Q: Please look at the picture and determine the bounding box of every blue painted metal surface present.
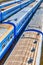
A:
[3,0,42,36]
[3,5,33,35]
[0,1,16,8]
[0,24,14,60]
[0,0,35,22]
[0,30,14,50]
[25,29,43,35]
[0,36,14,60]
[0,0,42,60]
[0,0,35,8]
[0,11,2,22]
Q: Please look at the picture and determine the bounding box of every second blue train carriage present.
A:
[0,0,35,22]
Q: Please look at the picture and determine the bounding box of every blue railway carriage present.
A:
[0,24,14,59]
